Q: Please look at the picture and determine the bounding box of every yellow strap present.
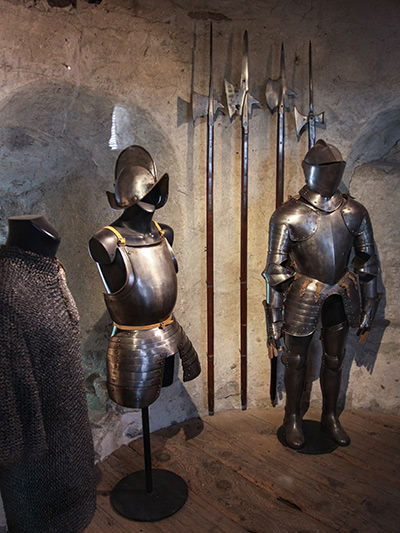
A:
[103,225,126,245]
[104,224,164,243]
[153,221,165,237]
[114,314,174,331]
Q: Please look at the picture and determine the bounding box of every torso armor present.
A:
[263,189,378,336]
[93,225,200,408]
[104,234,177,327]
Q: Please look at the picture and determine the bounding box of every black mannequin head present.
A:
[6,215,60,258]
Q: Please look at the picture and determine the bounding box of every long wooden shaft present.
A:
[270,107,285,405]
[206,116,215,415]
[276,109,284,209]
[240,127,249,410]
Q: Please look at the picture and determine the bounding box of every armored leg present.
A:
[320,321,350,446]
[282,333,313,450]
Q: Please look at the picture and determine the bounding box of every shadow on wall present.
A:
[334,109,400,411]
[0,81,180,412]
[340,132,400,411]
[343,105,400,185]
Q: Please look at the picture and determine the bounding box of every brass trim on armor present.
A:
[299,277,312,297]
[104,223,165,245]
[153,220,165,237]
[338,278,351,298]
[103,225,126,244]
[346,270,358,289]
[314,281,324,303]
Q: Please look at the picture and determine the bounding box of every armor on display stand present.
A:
[263,140,379,451]
[89,145,200,409]
[89,145,200,522]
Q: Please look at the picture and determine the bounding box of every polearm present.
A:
[265,43,294,405]
[192,23,223,415]
[294,41,325,149]
[225,31,259,410]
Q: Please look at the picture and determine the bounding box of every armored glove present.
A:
[263,299,284,359]
[357,295,380,339]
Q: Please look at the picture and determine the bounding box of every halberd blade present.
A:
[266,78,281,112]
[224,79,239,119]
[293,106,308,139]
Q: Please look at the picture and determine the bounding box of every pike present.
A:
[293,41,325,149]
[265,43,294,405]
[225,30,259,410]
[192,23,223,415]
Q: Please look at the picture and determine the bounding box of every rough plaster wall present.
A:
[0,0,399,465]
[345,146,400,412]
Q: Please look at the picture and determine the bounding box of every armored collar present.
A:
[299,185,343,212]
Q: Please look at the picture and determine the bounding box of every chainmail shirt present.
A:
[0,246,96,532]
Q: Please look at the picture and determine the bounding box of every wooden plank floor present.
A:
[86,408,400,532]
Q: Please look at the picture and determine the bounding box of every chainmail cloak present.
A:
[0,246,96,533]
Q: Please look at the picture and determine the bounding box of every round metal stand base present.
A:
[277,419,339,455]
[110,469,188,522]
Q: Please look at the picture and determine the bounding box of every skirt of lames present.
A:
[106,317,201,408]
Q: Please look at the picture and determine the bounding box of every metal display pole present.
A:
[110,407,188,522]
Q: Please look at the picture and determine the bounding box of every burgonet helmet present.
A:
[107,145,169,209]
[302,139,346,198]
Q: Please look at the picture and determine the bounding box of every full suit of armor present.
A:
[263,140,379,450]
[89,146,200,409]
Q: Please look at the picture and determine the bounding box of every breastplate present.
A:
[290,207,354,285]
[104,238,177,326]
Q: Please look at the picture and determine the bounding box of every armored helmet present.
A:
[302,139,346,197]
[107,145,169,209]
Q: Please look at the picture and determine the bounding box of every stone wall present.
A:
[0,0,399,463]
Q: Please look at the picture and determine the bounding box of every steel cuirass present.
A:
[100,225,200,408]
[263,190,378,337]
[104,234,177,327]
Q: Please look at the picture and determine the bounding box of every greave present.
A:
[320,321,350,446]
[283,351,307,449]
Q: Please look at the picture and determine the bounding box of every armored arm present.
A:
[352,209,380,338]
[88,227,126,293]
[88,227,119,264]
[262,287,285,358]
[262,210,295,357]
